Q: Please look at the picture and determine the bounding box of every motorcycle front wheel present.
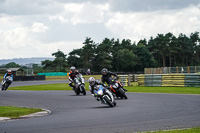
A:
[81,86,86,95]
[103,95,115,107]
[75,89,80,95]
[119,88,128,99]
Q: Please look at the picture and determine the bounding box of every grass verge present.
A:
[10,83,90,91]
[9,83,200,95]
[142,127,200,133]
[0,106,42,118]
[126,86,200,95]
[46,75,101,80]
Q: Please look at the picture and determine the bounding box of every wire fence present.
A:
[145,66,200,74]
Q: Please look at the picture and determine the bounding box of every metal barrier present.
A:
[118,74,136,86]
[145,66,200,74]
[118,75,128,86]
[137,74,200,87]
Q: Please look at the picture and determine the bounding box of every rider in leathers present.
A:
[101,68,127,92]
[68,66,81,90]
[2,70,13,90]
[101,68,118,85]
[89,77,108,95]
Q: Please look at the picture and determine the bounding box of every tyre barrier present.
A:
[118,75,128,86]
[138,74,200,87]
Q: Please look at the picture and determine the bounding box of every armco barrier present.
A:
[118,74,136,86]
[14,76,45,81]
[119,75,128,86]
[137,74,200,87]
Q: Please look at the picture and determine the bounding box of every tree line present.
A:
[1,31,200,73]
[64,32,200,72]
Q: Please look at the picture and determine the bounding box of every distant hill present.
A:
[0,57,54,66]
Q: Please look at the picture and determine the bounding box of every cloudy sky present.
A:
[0,0,200,59]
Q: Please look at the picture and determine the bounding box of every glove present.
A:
[95,97,100,101]
[103,84,107,86]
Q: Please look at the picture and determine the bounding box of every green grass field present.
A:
[142,127,200,133]
[0,106,42,118]
[46,75,102,80]
[0,75,3,82]
[9,83,86,91]
[9,83,200,95]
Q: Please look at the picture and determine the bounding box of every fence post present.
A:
[176,66,179,73]
[187,66,190,73]
[128,74,131,86]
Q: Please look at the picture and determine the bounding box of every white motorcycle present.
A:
[1,76,13,91]
[73,74,86,95]
[93,85,116,107]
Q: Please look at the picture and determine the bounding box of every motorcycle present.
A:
[73,74,86,95]
[109,77,128,99]
[1,76,13,91]
[94,85,116,107]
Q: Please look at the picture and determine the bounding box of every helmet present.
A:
[70,66,76,73]
[89,77,95,86]
[101,68,108,75]
[7,70,12,75]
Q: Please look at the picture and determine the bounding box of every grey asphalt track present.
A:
[10,80,89,87]
[10,80,69,87]
[0,90,200,133]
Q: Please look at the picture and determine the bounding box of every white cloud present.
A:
[0,0,200,60]
[0,26,82,59]
[0,21,82,59]
[31,22,49,32]
[105,5,200,42]
[67,2,109,25]
[49,16,69,23]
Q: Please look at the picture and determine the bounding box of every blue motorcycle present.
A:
[94,85,116,107]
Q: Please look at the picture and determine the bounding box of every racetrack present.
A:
[10,80,69,87]
[1,90,200,133]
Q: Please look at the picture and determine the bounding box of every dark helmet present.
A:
[70,66,76,73]
[101,68,108,75]
[89,77,95,86]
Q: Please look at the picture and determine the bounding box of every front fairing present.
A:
[94,85,105,97]
[76,74,85,84]
[94,85,115,104]
[6,76,13,83]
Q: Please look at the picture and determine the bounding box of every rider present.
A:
[89,77,109,98]
[101,68,118,85]
[3,70,13,81]
[68,66,81,90]
[2,70,13,90]
[101,68,127,92]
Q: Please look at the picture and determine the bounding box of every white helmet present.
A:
[89,77,95,86]
[70,66,76,72]
[7,70,12,74]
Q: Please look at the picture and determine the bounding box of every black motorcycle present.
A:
[109,77,128,99]
[1,76,13,91]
